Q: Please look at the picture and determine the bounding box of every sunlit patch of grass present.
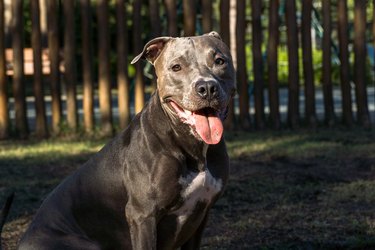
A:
[0,139,106,166]
[226,129,375,161]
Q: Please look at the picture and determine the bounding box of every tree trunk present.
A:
[285,0,300,129]
[183,0,196,36]
[0,0,9,139]
[97,0,113,135]
[117,0,130,129]
[80,0,94,134]
[47,0,62,134]
[133,0,145,114]
[12,0,28,138]
[202,0,212,33]
[267,0,280,130]
[236,0,250,130]
[31,0,48,138]
[220,0,234,130]
[251,0,265,129]
[164,0,177,36]
[301,0,316,128]
[337,0,353,126]
[63,0,77,131]
[353,0,370,128]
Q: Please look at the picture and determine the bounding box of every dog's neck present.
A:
[145,92,208,165]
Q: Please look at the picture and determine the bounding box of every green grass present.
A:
[0,139,105,166]
[1,128,375,249]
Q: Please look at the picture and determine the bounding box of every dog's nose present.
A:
[195,81,219,100]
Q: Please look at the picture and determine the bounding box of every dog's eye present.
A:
[214,58,225,65]
[171,64,181,72]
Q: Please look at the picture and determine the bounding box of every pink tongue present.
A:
[194,113,223,144]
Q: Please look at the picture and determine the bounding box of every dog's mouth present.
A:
[168,100,224,145]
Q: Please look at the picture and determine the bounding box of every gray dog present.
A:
[19,31,236,250]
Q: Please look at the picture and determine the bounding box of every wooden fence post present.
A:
[337,0,353,126]
[148,0,161,90]
[236,0,250,130]
[164,0,178,37]
[267,0,280,130]
[12,0,28,138]
[202,0,212,33]
[97,0,113,135]
[149,0,161,38]
[80,0,94,134]
[251,0,265,129]
[220,0,230,47]
[133,0,145,114]
[0,0,8,139]
[47,0,62,134]
[221,0,235,130]
[116,0,130,129]
[301,0,316,128]
[374,0,375,66]
[31,0,48,138]
[354,0,371,128]
[183,0,196,36]
[63,0,78,131]
[285,0,300,129]
[322,0,335,126]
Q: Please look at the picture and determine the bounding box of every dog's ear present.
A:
[206,31,222,40]
[131,37,171,65]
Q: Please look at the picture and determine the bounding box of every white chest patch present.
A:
[173,169,223,232]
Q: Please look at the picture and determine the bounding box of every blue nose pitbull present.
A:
[18,31,236,250]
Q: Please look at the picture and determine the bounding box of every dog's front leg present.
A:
[126,203,157,250]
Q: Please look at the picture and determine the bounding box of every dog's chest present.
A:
[172,169,222,231]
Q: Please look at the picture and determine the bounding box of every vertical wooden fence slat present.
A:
[220,0,234,130]
[337,0,353,126]
[220,0,230,47]
[31,0,48,138]
[164,0,178,37]
[133,0,145,114]
[267,0,280,130]
[301,0,316,128]
[12,0,28,138]
[63,0,78,131]
[285,0,300,129]
[236,0,250,130]
[80,0,94,134]
[354,0,371,128]
[202,0,212,33]
[149,0,161,38]
[116,0,130,129]
[374,0,375,66]
[97,0,113,135]
[148,0,161,90]
[0,0,9,139]
[47,0,62,134]
[183,0,196,36]
[251,0,265,129]
[322,0,335,126]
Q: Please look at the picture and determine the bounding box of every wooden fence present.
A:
[0,0,374,139]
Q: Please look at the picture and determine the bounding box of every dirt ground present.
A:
[1,130,375,249]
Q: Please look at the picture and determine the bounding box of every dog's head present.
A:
[132,32,236,145]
